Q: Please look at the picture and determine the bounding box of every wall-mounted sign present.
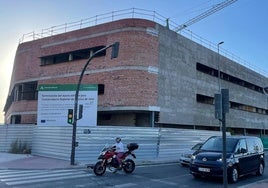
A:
[37,84,98,126]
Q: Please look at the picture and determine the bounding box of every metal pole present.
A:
[217,41,224,92]
[70,44,115,165]
[217,41,224,132]
[222,111,227,188]
[263,87,268,136]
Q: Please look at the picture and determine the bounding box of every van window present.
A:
[247,138,261,153]
[256,138,264,151]
[202,137,238,152]
[235,139,247,154]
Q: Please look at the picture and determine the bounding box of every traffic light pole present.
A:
[222,111,227,188]
[70,42,119,165]
[215,89,229,188]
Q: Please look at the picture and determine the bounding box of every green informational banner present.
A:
[37,84,98,126]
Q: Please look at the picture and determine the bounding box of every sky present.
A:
[0,0,268,123]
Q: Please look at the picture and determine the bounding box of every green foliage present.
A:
[9,139,31,154]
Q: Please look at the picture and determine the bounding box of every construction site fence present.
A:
[0,125,233,164]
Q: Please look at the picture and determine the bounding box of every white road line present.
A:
[0,169,93,186]
[151,178,177,186]
[114,183,137,188]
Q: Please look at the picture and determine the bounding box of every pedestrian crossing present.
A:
[0,169,93,186]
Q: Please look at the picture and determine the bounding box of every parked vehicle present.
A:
[93,143,139,176]
[190,136,265,183]
[180,142,203,166]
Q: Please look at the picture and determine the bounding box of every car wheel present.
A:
[256,162,264,176]
[228,166,239,183]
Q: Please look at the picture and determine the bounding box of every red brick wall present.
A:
[38,69,158,107]
[11,19,158,81]
[6,18,159,124]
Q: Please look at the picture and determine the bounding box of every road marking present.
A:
[0,169,93,186]
[137,162,179,168]
[151,178,178,186]
[114,183,137,187]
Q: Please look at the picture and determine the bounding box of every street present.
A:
[0,161,267,188]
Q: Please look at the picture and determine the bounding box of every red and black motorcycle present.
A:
[93,143,139,176]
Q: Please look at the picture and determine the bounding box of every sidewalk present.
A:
[0,152,80,170]
[238,180,268,188]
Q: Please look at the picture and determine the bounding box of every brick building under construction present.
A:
[4,14,268,135]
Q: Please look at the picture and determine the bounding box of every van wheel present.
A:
[256,163,264,176]
[228,167,239,183]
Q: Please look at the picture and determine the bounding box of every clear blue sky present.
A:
[1,0,268,123]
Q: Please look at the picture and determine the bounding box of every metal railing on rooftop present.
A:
[19,8,166,43]
[19,8,268,77]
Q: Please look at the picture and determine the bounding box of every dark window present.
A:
[197,93,268,116]
[11,115,21,124]
[196,63,218,77]
[98,84,105,95]
[196,62,264,94]
[20,82,38,100]
[154,112,160,122]
[196,94,214,105]
[41,46,106,66]
[230,102,241,110]
[99,114,112,121]
[12,81,38,102]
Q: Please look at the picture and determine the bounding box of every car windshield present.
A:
[201,137,238,152]
[191,143,203,150]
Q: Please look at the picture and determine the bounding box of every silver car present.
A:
[180,143,203,166]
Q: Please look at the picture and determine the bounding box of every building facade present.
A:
[4,18,268,134]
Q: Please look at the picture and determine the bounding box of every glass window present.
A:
[201,137,238,152]
[247,138,257,153]
[247,138,263,153]
[235,139,247,154]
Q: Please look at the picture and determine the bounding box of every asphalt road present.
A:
[0,162,267,188]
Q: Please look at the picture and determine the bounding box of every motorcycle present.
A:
[93,143,139,176]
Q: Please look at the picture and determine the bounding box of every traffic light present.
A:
[221,89,229,114]
[214,93,222,120]
[78,105,83,120]
[67,109,74,124]
[111,42,119,59]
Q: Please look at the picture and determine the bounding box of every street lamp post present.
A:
[217,41,224,92]
[70,42,120,165]
[215,41,228,188]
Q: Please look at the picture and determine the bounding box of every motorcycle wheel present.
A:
[93,161,106,176]
[123,159,135,173]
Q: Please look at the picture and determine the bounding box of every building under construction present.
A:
[4,9,268,135]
